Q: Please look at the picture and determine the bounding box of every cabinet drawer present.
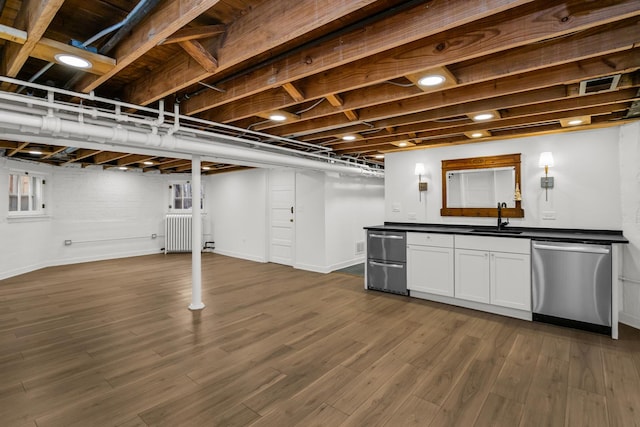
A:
[407,232,454,248]
[455,235,530,254]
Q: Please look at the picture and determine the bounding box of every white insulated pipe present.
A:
[0,110,375,176]
[189,155,205,311]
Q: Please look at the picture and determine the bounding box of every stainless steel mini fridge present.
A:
[366,230,407,295]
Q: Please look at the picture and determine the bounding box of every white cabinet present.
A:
[491,251,531,311]
[407,233,454,297]
[455,235,531,311]
[455,248,490,303]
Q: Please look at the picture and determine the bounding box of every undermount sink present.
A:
[471,228,523,235]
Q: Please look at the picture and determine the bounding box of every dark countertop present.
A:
[365,222,628,245]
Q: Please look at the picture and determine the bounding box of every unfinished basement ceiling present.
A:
[0,0,639,173]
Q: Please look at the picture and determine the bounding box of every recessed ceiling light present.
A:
[119,166,127,170]
[342,135,357,141]
[29,150,42,155]
[567,119,583,126]
[398,142,408,147]
[418,74,446,87]
[471,132,484,138]
[202,166,211,170]
[375,154,385,159]
[143,161,154,166]
[54,53,92,69]
[473,113,494,121]
[269,114,287,121]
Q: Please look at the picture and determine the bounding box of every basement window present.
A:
[168,181,204,212]
[8,171,47,217]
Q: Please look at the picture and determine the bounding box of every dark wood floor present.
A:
[1,254,639,427]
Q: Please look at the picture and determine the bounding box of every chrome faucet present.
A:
[497,202,509,230]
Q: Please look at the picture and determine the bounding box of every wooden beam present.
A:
[117,154,157,166]
[159,25,226,45]
[179,40,218,73]
[326,94,344,107]
[1,0,65,79]
[344,110,359,121]
[332,99,636,153]
[276,44,640,139]
[61,149,101,165]
[182,0,535,115]
[8,142,29,157]
[282,83,305,103]
[41,146,67,160]
[0,25,116,76]
[74,0,223,94]
[94,152,131,165]
[31,38,116,76]
[203,6,640,126]
[130,0,531,109]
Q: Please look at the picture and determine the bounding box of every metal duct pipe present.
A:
[0,110,370,175]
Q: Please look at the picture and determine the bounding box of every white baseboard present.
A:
[0,249,162,281]
[328,257,364,272]
[213,249,266,264]
[619,311,640,331]
[294,263,331,274]
[0,261,48,281]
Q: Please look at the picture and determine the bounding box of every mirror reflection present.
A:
[446,167,515,208]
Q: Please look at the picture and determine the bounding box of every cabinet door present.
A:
[490,252,531,310]
[455,249,490,303]
[407,245,454,296]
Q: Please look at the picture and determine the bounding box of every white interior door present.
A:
[269,169,295,266]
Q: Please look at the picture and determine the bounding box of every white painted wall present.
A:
[294,170,385,273]
[295,171,327,271]
[619,122,640,329]
[205,168,268,263]
[385,127,622,230]
[325,172,385,270]
[0,158,169,280]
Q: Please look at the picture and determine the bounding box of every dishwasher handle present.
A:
[369,261,404,269]
[532,242,610,255]
[369,233,404,240]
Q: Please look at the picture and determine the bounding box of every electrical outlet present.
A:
[64,240,72,246]
[151,233,157,239]
[542,211,556,220]
[408,212,417,220]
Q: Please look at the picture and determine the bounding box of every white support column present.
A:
[189,155,205,311]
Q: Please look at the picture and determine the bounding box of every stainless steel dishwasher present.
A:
[366,230,407,295]
[532,241,612,335]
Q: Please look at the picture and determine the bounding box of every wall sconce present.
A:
[538,152,554,201]
[415,163,427,201]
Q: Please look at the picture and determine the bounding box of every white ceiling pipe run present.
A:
[0,110,379,176]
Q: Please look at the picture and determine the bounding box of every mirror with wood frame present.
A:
[441,153,524,218]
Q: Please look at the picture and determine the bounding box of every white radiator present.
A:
[165,214,193,254]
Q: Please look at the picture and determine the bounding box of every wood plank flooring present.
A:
[1,254,639,426]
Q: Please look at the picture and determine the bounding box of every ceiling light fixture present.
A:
[464,130,492,139]
[143,161,154,166]
[375,154,385,159]
[342,135,357,141]
[29,150,42,155]
[202,166,211,170]
[398,142,408,147]
[560,116,591,128]
[473,113,494,121]
[269,114,287,121]
[417,74,446,87]
[54,53,92,69]
[471,132,484,138]
[119,166,127,170]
